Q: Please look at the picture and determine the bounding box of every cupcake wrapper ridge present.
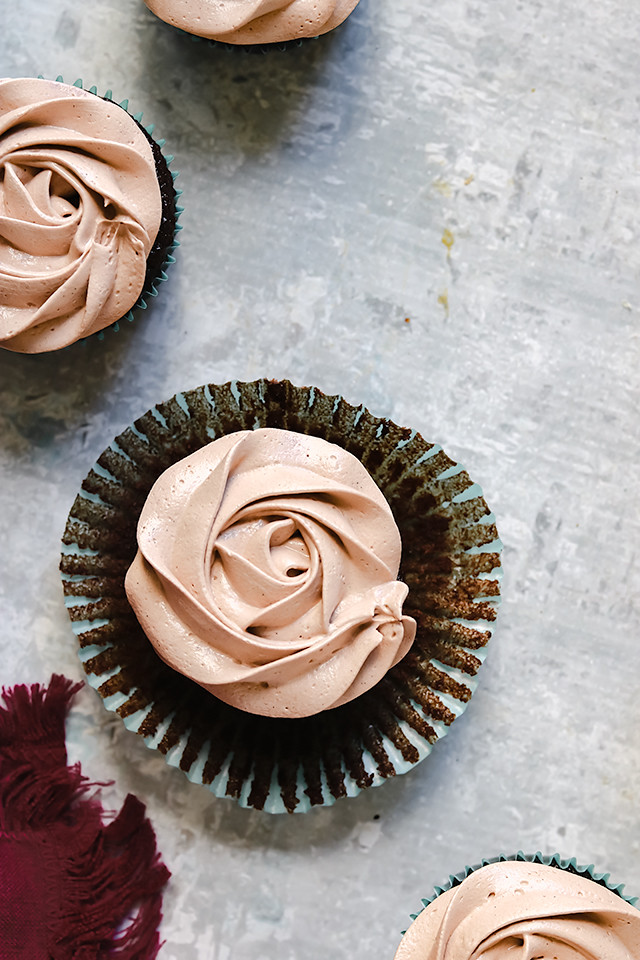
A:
[61,379,502,813]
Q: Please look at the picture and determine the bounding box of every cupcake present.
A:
[395,853,640,959]
[61,379,502,813]
[0,77,180,353]
[142,0,361,46]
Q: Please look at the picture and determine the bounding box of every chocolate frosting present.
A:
[142,0,361,43]
[395,861,640,960]
[125,428,416,718]
[0,78,161,352]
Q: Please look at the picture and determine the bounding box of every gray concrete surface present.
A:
[1,0,639,956]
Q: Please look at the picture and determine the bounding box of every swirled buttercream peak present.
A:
[125,428,416,718]
[0,78,161,352]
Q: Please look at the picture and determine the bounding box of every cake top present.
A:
[142,0,361,44]
[0,77,161,353]
[125,427,416,718]
[395,860,640,960]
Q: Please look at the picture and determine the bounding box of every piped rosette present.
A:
[0,77,179,352]
[142,0,361,45]
[125,429,416,718]
[395,855,640,960]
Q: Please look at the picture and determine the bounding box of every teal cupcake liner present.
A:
[40,76,182,345]
[61,379,502,813]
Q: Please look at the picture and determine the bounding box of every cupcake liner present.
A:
[407,851,638,922]
[41,76,182,344]
[61,379,502,813]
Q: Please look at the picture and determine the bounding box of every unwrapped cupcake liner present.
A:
[44,75,182,343]
[407,851,638,923]
[61,379,502,813]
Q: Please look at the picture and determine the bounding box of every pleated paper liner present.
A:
[402,851,638,926]
[61,379,502,813]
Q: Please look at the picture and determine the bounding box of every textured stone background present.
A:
[1,0,639,956]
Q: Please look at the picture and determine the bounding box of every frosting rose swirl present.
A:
[125,428,416,718]
[142,0,361,44]
[0,78,161,353]
[395,861,640,960]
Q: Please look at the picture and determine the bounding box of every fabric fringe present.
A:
[0,675,170,959]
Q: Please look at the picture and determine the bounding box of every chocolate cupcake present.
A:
[61,379,502,813]
[395,852,639,959]
[142,0,361,50]
[0,76,180,353]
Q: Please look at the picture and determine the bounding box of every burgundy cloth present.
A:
[0,675,170,959]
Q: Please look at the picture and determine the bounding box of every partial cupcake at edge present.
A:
[0,76,180,354]
[142,0,361,46]
[394,852,640,959]
[60,379,502,813]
